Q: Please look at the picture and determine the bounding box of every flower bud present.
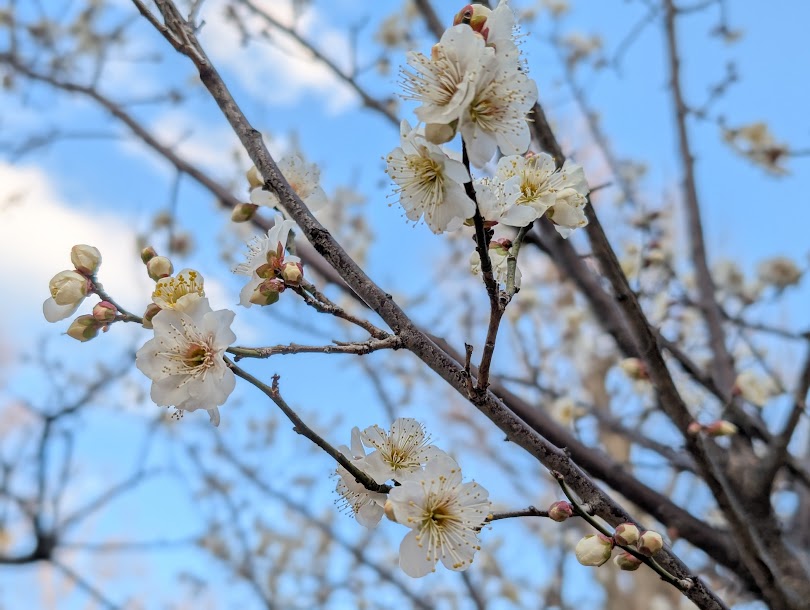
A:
[613,523,640,546]
[424,121,458,145]
[92,301,117,323]
[548,501,573,522]
[453,4,491,38]
[614,551,642,571]
[246,165,264,189]
[146,256,173,281]
[687,421,703,436]
[66,315,100,342]
[281,261,304,286]
[574,534,613,567]
[70,244,101,275]
[637,530,664,556]
[249,278,285,306]
[231,203,259,223]
[384,499,397,523]
[140,246,158,264]
[142,303,161,329]
[704,420,738,437]
[49,270,90,306]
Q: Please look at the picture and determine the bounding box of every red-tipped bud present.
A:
[613,523,640,546]
[92,301,117,323]
[704,420,739,437]
[142,303,161,329]
[548,501,573,522]
[250,278,285,306]
[146,256,173,281]
[687,421,703,436]
[614,551,643,571]
[637,530,664,556]
[140,246,158,264]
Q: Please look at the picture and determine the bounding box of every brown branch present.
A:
[227,335,402,360]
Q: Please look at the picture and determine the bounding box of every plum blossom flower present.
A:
[734,370,779,407]
[249,154,328,213]
[495,153,589,219]
[361,418,445,483]
[387,454,490,577]
[459,51,538,167]
[152,268,205,312]
[757,256,802,290]
[548,188,588,237]
[401,25,495,128]
[135,297,236,426]
[385,120,474,233]
[474,177,537,227]
[234,216,299,307]
[43,270,91,323]
[335,427,387,528]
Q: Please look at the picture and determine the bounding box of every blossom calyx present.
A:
[67,315,100,342]
[548,500,573,522]
[637,530,664,556]
[92,301,117,324]
[70,244,101,275]
[614,551,642,571]
[146,256,173,281]
[231,203,259,223]
[613,523,640,546]
[574,534,613,567]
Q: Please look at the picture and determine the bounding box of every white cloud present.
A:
[199,0,357,114]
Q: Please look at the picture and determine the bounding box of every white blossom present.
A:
[249,154,327,213]
[234,216,298,307]
[495,154,589,218]
[335,427,386,528]
[361,418,445,483]
[548,188,588,237]
[474,177,537,227]
[757,256,802,290]
[152,268,205,312]
[385,120,474,233]
[135,297,236,426]
[43,270,90,323]
[401,25,495,128]
[460,51,538,167]
[388,454,490,577]
[734,370,779,407]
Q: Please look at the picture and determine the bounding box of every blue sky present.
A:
[1,0,808,607]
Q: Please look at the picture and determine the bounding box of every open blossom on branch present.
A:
[361,418,445,483]
[495,153,589,228]
[335,427,387,528]
[152,268,205,312]
[387,454,490,577]
[248,154,327,213]
[460,48,538,167]
[385,120,474,233]
[135,295,236,427]
[233,215,298,307]
[401,25,495,129]
[474,177,537,227]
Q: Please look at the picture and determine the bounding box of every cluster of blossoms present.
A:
[335,418,491,578]
[384,1,591,289]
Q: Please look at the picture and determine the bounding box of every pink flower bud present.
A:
[142,303,161,329]
[637,530,664,556]
[687,421,703,436]
[614,551,642,571]
[146,256,173,281]
[548,501,573,522]
[92,301,117,323]
[613,523,640,546]
[66,315,100,342]
[70,244,101,275]
[574,534,613,567]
